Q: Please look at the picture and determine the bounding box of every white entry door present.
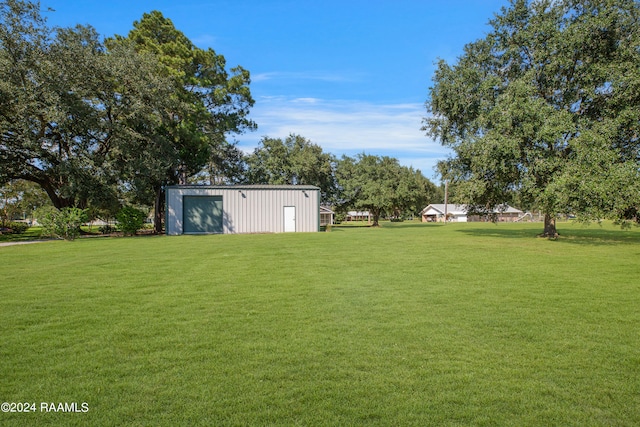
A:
[284,206,296,232]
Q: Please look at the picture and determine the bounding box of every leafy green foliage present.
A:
[205,143,249,184]
[111,10,256,232]
[246,134,338,203]
[1,3,255,235]
[116,206,147,236]
[0,1,173,211]
[0,180,51,226]
[424,0,640,236]
[98,224,117,235]
[6,221,29,234]
[35,206,88,240]
[336,154,439,226]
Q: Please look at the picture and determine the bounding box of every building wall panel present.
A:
[166,185,319,235]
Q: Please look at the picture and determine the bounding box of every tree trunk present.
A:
[371,209,381,227]
[153,185,164,234]
[36,178,71,210]
[540,213,558,238]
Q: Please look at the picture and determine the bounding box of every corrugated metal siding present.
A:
[166,186,320,235]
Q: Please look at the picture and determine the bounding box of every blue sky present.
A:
[42,0,510,181]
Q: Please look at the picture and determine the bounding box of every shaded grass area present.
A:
[0,227,48,243]
[1,222,639,425]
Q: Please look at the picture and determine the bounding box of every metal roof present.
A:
[166,184,320,191]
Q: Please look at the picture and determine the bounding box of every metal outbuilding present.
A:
[165,185,321,235]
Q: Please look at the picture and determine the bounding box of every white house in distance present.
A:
[346,211,371,222]
[165,185,321,235]
[421,204,523,223]
[421,204,468,222]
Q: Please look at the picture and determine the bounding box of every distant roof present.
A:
[421,204,523,215]
[347,211,370,216]
[166,184,320,191]
[499,205,523,213]
[421,204,467,215]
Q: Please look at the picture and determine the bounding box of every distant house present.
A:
[470,205,523,222]
[421,204,468,222]
[421,204,523,223]
[320,206,334,226]
[346,211,371,222]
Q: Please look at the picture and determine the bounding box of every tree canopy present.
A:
[246,134,338,204]
[1,1,256,232]
[0,179,50,226]
[0,0,172,212]
[110,10,256,232]
[424,0,640,236]
[336,154,439,226]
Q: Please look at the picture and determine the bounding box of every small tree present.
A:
[36,207,88,241]
[0,180,50,226]
[116,206,146,236]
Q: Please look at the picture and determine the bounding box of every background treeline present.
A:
[0,0,439,232]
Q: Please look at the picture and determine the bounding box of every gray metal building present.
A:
[165,185,321,235]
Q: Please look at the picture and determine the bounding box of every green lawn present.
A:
[0,226,48,243]
[1,222,639,426]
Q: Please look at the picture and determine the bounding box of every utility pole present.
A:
[443,180,448,223]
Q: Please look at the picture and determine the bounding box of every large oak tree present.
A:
[1,3,255,232]
[424,0,640,236]
[1,0,172,212]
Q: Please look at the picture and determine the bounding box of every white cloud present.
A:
[251,71,362,83]
[237,96,449,180]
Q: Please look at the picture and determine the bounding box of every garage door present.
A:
[183,195,223,234]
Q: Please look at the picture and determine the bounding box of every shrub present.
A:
[116,206,146,236]
[98,224,116,235]
[8,222,30,234]
[34,206,58,238]
[35,206,88,241]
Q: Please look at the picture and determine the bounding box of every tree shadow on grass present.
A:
[326,227,347,232]
[456,224,640,246]
[556,227,640,246]
[373,221,446,229]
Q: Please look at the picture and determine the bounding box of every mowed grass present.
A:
[1,222,639,426]
[0,227,48,243]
